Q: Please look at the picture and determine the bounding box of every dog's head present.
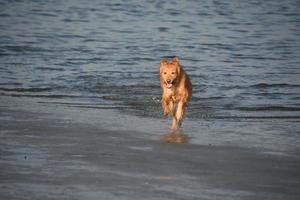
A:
[160,57,181,89]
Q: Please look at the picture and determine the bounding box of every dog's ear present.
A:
[173,57,181,75]
[160,58,168,66]
[176,63,181,75]
[160,59,168,74]
[172,56,180,65]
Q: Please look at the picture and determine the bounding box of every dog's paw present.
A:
[163,110,169,116]
[163,107,171,116]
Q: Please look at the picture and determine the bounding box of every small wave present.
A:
[201,42,234,50]
[192,96,225,101]
[31,12,57,17]
[158,27,169,32]
[236,106,300,112]
[0,87,52,93]
[0,45,51,53]
[219,83,300,91]
[231,54,285,61]
[0,93,83,99]
[0,82,22,86]
[205,115,300,122]
[102,95,120,101]
[212,116,300,120]
[0,14,10,17]
[250,83,300,88]
[0,52,10,56]
[72,105,130,110]
[36,67,65,71]
[37,101,129,110]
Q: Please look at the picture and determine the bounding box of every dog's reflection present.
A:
[161,131,189,144]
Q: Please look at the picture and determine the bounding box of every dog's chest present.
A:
[164,89,178,103]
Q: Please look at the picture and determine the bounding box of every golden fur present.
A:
[160,57,192,131]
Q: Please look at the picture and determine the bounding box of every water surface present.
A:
[1,0,299,153]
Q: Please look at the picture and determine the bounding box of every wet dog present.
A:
[160,57,192,132]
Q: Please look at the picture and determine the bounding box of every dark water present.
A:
[1,0,300,151]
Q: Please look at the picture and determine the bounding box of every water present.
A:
[0,0,300,153]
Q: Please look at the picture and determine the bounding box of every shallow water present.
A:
[0,0,300,152]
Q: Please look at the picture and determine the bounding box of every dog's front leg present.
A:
[168,99,175,116]
[171,117,177,132]
[162,98,170,116]
[176,101,186,128]
[168,100,177,132]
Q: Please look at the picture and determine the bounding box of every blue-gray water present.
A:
[0,1,300,152]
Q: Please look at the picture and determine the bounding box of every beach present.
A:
[1,96,299,200]
[1,0,300,199]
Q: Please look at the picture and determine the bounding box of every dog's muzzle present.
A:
[166,79,173,89]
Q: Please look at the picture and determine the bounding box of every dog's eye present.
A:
[163,72,167,75]
[171,72,175,75]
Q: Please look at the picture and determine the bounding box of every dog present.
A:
[160,56,192,132]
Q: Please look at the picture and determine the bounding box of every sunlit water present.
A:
[1,0,299,153]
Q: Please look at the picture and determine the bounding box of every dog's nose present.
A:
[167,79,171,84]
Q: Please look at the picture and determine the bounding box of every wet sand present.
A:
[0,97,300,200]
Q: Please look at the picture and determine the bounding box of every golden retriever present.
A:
[160,56,192,132]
